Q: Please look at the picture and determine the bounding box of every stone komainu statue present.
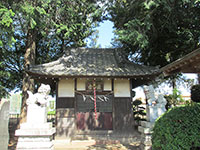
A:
[26,84,51,124]
[144,85,167,122]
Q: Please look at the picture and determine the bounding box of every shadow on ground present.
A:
[87,142,140,150]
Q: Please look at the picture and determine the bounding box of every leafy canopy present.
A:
[107,0,200,66]
[0,0,105,98]
[152,103,200,150]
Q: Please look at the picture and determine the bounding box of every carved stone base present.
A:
[15,122,55,150]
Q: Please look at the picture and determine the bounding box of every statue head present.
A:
[38,84,51,95]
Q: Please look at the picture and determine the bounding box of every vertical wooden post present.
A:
[56,79,59,109]
[74,78,77,129]
[111,78,115,130]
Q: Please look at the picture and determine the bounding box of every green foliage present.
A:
[0,6,14,27]
[47,110,56,115]
[191,84,200,103]
[107,0,200,67]
[152,103,200,150]
[0,0,105,98]
[164,88,184,109]
[51,0,104,47]
[32,0,105,64]
[0,2,16,97]
[0,2,15,47]
[0,70,10,97]
[132,99,146,126]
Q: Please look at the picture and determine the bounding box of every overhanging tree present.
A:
[0,1,16,97]
[107,0,200,89]
[0,0,105,123]
[107,0,200,67]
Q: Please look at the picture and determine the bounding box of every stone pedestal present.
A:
[15,122,55,150]
[15,84,55,149]
[146,106,157,122]
[27,104,47,124]
[138,121,154,150]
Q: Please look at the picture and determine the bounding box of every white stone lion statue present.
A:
[144,85,167,122]
[143,85,157,106]
[26,84,51,124]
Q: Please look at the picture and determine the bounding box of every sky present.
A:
[95,20,114,47]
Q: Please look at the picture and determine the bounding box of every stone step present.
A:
[75,130,140,137]
[16,141,53,149]
[20,122,53,129]
[15,127,56,136]
[72,131,141,144]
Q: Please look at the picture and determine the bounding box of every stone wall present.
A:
[0,100,10,150]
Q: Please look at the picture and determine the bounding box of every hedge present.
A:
[152,103,200,150]
[191,84,200,103]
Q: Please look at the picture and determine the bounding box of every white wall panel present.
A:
[58,79,74,97]
[77,79,86,91]
[104,79,112,91]
[114,79,130,97]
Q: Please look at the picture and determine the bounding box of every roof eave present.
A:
[161,48,200,76]
[27,70,161,79]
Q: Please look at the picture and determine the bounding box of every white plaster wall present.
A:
[58,79,74,97]
[114,79,130,97]
[104,79,112,91]
[77,79,86,91]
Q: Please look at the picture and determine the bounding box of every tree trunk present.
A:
[20,29,36,125]
[171,75,176,89]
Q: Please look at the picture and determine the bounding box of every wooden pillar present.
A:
[111,78,115,131]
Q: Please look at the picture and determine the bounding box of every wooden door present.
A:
[76,94,113,130]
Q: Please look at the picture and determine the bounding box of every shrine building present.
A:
[27,47,160,139]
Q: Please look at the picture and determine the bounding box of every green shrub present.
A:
[132,99,146,127]
[152,103,200,150]
[191,85,200,103]
[165,88,184,110]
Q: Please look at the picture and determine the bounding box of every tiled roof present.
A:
[161,48,200,76]
[28,48,160,78]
